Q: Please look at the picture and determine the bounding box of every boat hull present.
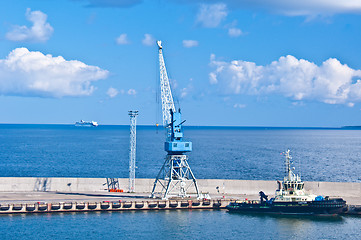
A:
[227,199,346,215]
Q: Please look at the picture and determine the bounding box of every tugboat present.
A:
[227,150,346,215]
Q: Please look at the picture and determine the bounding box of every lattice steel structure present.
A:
[157,41,176,128]
[151,154,199,199]
[128,110,138,193]
[106,178,119,190]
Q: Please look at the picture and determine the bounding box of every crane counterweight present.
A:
[164,109,192,154]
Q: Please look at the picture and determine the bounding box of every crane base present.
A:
[150,155,200,200]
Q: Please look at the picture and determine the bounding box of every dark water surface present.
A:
[1,210,360,240]
[0,124,360,182]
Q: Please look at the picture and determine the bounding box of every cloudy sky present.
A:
[1,0,361,127]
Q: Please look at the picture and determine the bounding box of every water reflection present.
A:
[0,210,359,240]
[228,211,344,222]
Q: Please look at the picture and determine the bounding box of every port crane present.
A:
[151,41,200,199]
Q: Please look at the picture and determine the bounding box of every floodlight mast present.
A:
[151,41,200,200]
[128,110,138,193]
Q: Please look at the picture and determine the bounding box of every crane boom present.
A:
[157,40,176,127]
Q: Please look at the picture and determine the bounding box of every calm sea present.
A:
[0,124,360,182]
[0,124,360,239]
[0,210,360,240]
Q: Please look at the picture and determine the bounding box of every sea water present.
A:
[0,210,360,240]
[0,124,360,182]
[0,124,360,239]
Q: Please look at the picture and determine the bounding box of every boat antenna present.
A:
[285,149,295,181]
[299,151,302,179]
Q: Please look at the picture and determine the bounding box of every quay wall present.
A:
[0,177,360,198]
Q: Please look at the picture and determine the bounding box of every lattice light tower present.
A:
[128,110,138,193]
[150,41,200,199]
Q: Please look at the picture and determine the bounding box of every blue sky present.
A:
[1,0,361,127]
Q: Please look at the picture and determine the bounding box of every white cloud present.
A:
[209,54,361,106]
[183,40,199,48]
[180,88,188,98]
[142,34,155,46]
[209,72,218,84]
[107,87,118,98]
[6,8,54,42]
[127,89,137,95]
[74,0,142,8]
[196,3,228,28]
[228,28,243,37]
[179,79,194,99]
[255,0,361,17]
[180,0,361,17]
[234,103,246,109]
[116,33,130,45]
[0,48,109,98]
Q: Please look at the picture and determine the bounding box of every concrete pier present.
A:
[0,177,360,215]
[0,195,227,214]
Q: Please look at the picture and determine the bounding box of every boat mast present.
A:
[285,149,301,181]
[285,149,293,181]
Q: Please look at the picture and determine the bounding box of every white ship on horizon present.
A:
[75,120,98,127]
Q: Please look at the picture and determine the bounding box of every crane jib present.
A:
[157,41,192,154]
[158,42,175,127]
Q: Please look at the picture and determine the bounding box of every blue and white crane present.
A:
[151,41,200,199]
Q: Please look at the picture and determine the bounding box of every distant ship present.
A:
[75,120,98,127]
[227,150,346,215]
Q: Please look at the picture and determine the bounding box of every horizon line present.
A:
[0,123,359,129]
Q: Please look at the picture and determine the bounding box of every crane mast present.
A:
[151,41,200,199]
[158,41,176,128]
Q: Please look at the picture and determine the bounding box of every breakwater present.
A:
[0,198,227,214]
[1,177,360,198]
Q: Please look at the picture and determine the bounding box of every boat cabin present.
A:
[273,150,317,202]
